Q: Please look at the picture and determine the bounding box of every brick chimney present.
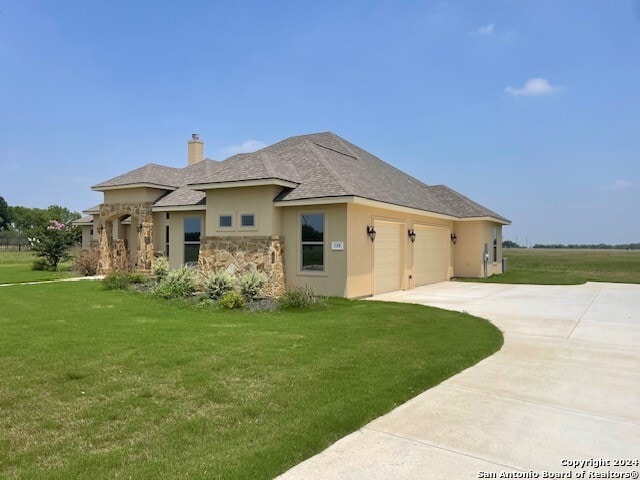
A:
[188,133,203,166]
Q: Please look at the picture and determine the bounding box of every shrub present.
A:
[205,270,236,300]
[74,247,100,276]
[238,270,268,301]
[29,220,77,271]
[32,258,50,271]
[152,266,197,299]
[219,291,244,309]
[278,286,326,309]
[152,257,169,281]
[102,271,138,290]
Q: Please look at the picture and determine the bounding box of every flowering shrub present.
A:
[30,220,78,271]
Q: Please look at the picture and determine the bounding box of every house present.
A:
[76,132,510,298]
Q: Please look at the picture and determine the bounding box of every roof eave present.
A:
[189,178,299,191]
[91,183,177,192]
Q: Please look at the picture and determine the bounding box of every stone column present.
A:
[136,221,154,272]
[97,223,113,274]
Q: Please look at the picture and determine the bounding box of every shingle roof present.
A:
[92,163,185,189]
[73,215,94,225]
[90,132,508,221]
[82,204,101,214]
[153,187,206,208]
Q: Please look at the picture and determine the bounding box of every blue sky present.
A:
[1,1,639,244]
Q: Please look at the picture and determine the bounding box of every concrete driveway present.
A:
[278,282,640,479]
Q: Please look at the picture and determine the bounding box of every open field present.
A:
[467,248,640,285]
[0,281,502,479]
[0,251,72,284]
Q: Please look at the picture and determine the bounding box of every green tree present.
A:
[0,195,10,230]
[31,220,77,270]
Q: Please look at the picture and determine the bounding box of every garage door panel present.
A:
[374,221,403,294]
[413,225,450,286]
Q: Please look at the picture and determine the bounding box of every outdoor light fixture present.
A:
[408,228,416,243]
[366,225,377,242]
[451,233,457,245]
[98,225,105,234]
[137,223,143,233]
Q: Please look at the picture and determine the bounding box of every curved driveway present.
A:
[278,282,640,479]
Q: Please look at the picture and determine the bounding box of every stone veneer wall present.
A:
[198,235,285,297]
[98,202,153,274]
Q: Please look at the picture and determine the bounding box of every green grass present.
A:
[0,251,72,284]
[463,248,640,285]
[0,281,503,479]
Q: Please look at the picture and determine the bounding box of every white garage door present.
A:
[374,221,403,294]
[413,225,450,286]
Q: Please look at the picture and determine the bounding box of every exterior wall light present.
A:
[408,228,416,243]
[98,224,105,234]
[137,223,143,233]
[366,225,376,242]
[451,233,457,245]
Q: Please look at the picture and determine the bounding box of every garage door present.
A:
[413,225,450,286]
[374,221,403,294]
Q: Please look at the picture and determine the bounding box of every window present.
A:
[219,214,233,228]
[301,214,324,271]
[90,229,93,236]
[184,217,201,264]
[240,214,255,228]
[165,225,170,257]
[492,227,498,262]
[166,212,170,220]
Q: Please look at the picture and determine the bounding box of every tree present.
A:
[30,220,77,270]
[0,195,10,230]
[502,240,521,249]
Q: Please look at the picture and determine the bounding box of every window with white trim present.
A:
[301,214,324,271]
[219,214,233,228]
[240,214,255,228]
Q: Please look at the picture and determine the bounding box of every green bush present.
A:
[151,266,197,299]
[205,270,236,300]
[102,271,146,290]
[238,270,268,301]
[278,286,326,309]
[31,258,50,271]
[152,257,169,281]
[219,291,244,309]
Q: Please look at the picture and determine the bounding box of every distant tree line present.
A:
[0,195,81,250]
[503,239,640,250]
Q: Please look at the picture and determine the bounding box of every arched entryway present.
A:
[97,202,154,274]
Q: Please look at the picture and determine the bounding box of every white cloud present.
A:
[504,78,563,96]
[222,140,267,156]
[471,23,495,35]
[606,180,634,190]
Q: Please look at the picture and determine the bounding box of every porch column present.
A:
[97,222,113,274]
[136,221,154,272]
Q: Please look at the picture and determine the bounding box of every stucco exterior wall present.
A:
[81,225,93,249]
[280,203,348,297]
[345,203,455,298]
[204,185,282,238]
[103,187,168,205]
[161,210,206,270]
[452,220,503,277]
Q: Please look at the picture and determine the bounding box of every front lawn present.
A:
[461,248,640,285]
[0,251,72,284]
[0,281,502,479]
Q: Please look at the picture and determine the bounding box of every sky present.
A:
[1,0,639,245]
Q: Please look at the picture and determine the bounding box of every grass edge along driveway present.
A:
[0,281,503,480]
